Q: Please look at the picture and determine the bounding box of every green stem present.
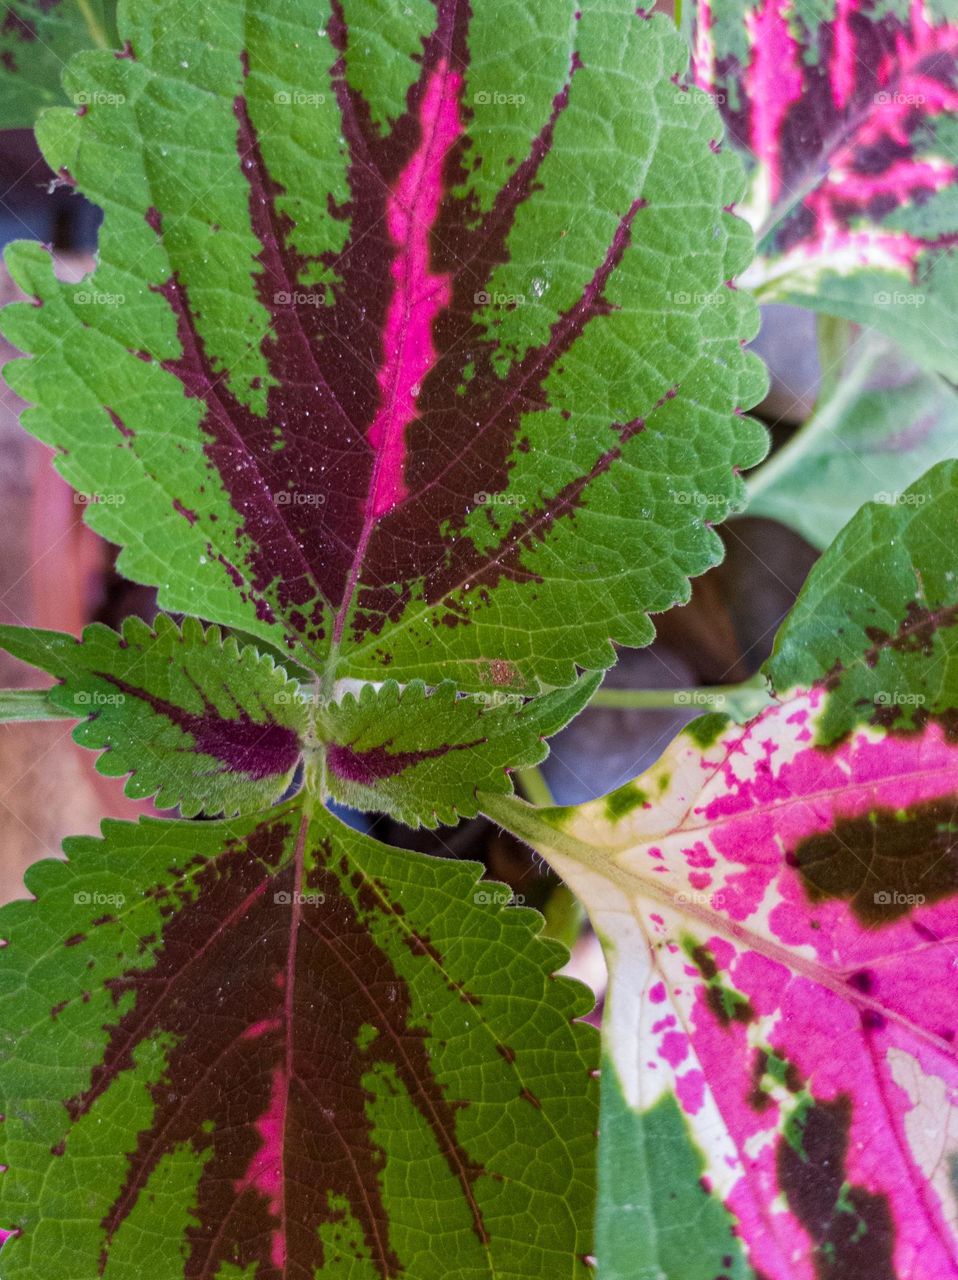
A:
[814,314,854,407]
[540,883,585,950]
[75,0,110,49]
[745,337,874,505]
[516,764,553,807]
[0,689,71,722]
[590,677,771,719]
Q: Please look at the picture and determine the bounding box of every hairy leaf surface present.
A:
[0,615,305,815]
[484,461,958,1279]
[0,802,597,1278]
[320,672,600,827]
[747,331,958,547]
[1,0,766,690]
[0,0,116,128]
[692,0,958,375]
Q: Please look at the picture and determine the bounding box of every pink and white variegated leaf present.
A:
[0,0,766,693]
[691,0,958,377]
[484,461,958,1279]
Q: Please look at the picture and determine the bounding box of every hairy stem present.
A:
[0,689,70,722]
[516,764,553,807]
[590,677,770,719]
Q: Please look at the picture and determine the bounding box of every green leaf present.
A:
[1,0,766,692]
[766,458,958,741]
[320,672,601,827]
[0,0,117,129]
[0,801,598,1277]
[0,615,306,815]
[747,332,958,549]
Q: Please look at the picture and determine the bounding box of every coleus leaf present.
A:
[483,461,958,1278]
[320,671,601,827]
[0,0,117,129]
[0,0,766,691]
[0,615,305,816]
[0,801,597,1277]
[691,0,958,377]
[769,456,958,740]
[746,330,958,548]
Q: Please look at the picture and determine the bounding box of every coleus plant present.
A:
[0,2,955,1280]
[689,0,958,378]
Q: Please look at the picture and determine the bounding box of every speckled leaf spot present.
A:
[0,802,597,1278]
[0,0,116,127]
[1,0,765,691]
[484,463,958,1279]
[692,0,958,376]
[0,615,307,816]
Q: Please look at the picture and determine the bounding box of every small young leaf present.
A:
[747,333,958,548]
[0,802,597,1277]
[320,672,601,827]
[692,0,958,376]
[0,615,305,815]
[0,0,117,128]
[484,460,958,1279]
[1,0,766,690]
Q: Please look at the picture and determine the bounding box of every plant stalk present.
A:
[0,690,70,722]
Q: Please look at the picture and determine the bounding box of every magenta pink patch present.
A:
[831,0,858,109]
[242,1017,282,1040]
[675,1069,706,1115]
[366,63,462,518]
[659,1030,690,1068]
[745,0,803,202]
[235,1064,288,1268]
